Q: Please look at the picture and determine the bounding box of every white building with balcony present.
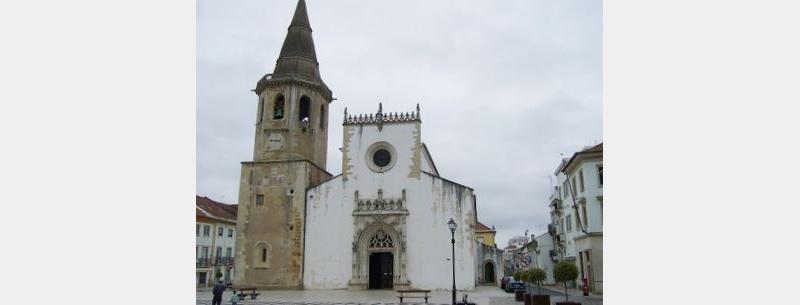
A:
[549,143,603,292]
[196,195,238,287]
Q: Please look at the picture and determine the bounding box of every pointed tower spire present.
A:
[257,0,331,100]
[273,0,320,79]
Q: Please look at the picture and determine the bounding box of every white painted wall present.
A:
[304,119,477,290]
[534,233,555,284]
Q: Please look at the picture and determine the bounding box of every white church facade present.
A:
[304,105,478,290]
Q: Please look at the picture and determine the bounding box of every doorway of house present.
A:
[197,272,207,287]
[484,261,496,283]
[368,252,394,289]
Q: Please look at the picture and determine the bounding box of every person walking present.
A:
[230,292,240,305]
[211,280,226,305]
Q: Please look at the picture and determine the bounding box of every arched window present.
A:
[319,105,325,129]
[273,95,285,120]
[253,242,272,268]
[299,96,311,123]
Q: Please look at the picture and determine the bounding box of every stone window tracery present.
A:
[368,229,394,249]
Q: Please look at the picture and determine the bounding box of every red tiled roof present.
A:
[196,195,237,222]
[475,222,494,231]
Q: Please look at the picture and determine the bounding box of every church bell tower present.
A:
[234,0,333,289]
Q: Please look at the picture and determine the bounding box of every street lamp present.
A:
[447,218,457,305]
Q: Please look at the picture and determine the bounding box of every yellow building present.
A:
[475,222,497,247]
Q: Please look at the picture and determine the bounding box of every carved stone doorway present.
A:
[368,252,394,289]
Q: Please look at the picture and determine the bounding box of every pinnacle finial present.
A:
[378,102,383,114]
[416,103,420,119]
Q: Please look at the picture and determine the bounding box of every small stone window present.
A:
[273,95,285,120]
[254,242,272,268]
[255,194,264,206]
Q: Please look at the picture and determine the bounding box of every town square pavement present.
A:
[196,286,602,305]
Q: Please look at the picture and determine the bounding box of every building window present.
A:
[216,246,222,258]
[255,194,264,206]
[218,227,223,237]
[196,224,200,236]
[273,95,285,119]
[598,165,603,186]
[298,96,311,122]
[566,215,572,232]
[562,181,569,198]
[203,225,210,236]
[202,247,209,258]
[228,228,233,238]
[582,204,588,228]
[262,248,267,262]
[226,247,232,258]
[571,177,577,197]
[320,105,325,129]
[579,170,585,192]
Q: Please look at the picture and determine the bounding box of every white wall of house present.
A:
[534,233,556,284]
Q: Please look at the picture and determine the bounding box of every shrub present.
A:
[527,268,546,285]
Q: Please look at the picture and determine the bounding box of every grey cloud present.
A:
[197,0,602,247]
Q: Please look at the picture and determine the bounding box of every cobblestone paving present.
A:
[197,301,447,305]
[195,286,602,305]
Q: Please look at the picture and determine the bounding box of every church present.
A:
[233,0,499,290]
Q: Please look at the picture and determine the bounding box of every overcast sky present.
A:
[197,0,602,247]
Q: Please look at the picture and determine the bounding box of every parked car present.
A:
[500,276,513,290]
[504,278,525,292]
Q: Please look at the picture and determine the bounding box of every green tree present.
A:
[526,268,547,294]
[553,262,578,302]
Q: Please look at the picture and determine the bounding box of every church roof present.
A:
[256,0,331,99]
[196,195,237,223]
[272,0,321,80]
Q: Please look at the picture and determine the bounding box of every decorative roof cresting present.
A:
[343,103,421,129]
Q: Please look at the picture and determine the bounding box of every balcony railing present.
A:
[196,256,234,268]
[196,257,210,268]
[214,256,234,266]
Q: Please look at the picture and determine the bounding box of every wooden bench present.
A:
[231,287,260,300]
[396,289,431,303]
